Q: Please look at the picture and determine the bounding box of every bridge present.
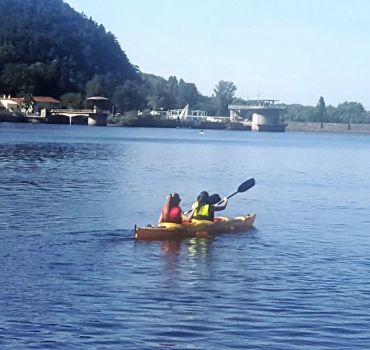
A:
[46,108,108,126]
[228,99,287,132]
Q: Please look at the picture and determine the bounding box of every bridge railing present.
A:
[50,109,95,114]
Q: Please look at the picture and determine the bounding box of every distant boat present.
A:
[199,129,206,135]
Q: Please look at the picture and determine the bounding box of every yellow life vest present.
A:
[192,203,211,220]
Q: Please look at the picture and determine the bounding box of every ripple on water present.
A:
[2,127,370,349]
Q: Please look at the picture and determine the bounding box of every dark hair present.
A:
[170,193,181,206]
[197,191,209,204]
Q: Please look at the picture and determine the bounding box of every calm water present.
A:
[1,123,370,349]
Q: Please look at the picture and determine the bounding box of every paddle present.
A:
[216,178,255,205]
[184,178,255,215]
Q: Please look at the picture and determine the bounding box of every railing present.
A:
[50,109,95,114]
[229,104,286,110]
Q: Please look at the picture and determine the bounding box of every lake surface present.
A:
[1,123,370,349]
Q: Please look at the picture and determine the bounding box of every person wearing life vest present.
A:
[190,191,228,221]
[158,193,187,225]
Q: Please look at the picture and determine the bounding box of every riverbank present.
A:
[2,112,370,134]
[286,121,370,133]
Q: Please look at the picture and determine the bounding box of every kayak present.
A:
[134,214,256,240]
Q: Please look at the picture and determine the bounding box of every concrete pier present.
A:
[229,100,287,132]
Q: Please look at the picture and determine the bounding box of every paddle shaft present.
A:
[215,192,236,206]
[216,178,255,205]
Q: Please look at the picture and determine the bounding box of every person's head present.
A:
[169,192,181,206]
[197,191,209,205]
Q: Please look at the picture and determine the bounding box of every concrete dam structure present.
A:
[229,99,287,132]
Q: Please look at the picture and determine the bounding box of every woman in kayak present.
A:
[158,193,187,225]
[190,191,228,221]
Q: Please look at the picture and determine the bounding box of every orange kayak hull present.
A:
[134,214,256,240]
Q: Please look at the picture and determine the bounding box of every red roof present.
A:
[32,96,60,103]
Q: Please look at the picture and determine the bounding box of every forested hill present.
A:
[0,0,138,98]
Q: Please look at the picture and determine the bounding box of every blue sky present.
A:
[65,0,370,108]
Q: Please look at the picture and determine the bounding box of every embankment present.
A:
[286,122,370,134]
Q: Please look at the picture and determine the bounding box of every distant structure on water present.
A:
[144,104,209,122]
[0,94,109,126]
[48,96,109,126]
[228,99,287,132]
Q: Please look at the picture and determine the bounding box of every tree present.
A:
[0,0,139,98]
[59,92,83,109]
[335,102,366,124]
[111,81,144,112]
[284,104,317,122]
[177,79,199,109]
[213,80,237,116]
[316,96,326,126]
[166,76,178,108]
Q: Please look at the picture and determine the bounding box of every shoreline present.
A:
[1,113,370,134]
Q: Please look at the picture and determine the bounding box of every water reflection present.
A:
[187,237,212,257]
[160,237,214,259]
[160,236,216,278]
[161,239,182,255]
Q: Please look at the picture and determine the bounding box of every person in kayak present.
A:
[158,193,186,225]
[190,191,228,221]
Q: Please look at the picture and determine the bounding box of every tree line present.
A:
[283,97,370,124]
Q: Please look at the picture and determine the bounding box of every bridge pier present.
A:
[228,100,287,132]
[88,114,108,126]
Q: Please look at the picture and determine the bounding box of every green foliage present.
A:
[213,80,237,116]
[0,0,138,98]
[284,99,370,124]
[284,104,318,122]
[316,96,326,122]
[139,74,202,112]
[59,92,83,109]
[111,81,144,112]
[331,101,366,123]
[177,79,199,108]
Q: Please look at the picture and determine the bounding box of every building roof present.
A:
[32,96,60,103]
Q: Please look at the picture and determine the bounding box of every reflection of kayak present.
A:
[134,214,256,240]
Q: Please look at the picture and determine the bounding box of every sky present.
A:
[65,0,370,108]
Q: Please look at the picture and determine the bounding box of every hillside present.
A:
[0,0,138,98]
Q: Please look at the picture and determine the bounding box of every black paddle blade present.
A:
[237,178,255,193]
[209,193,221,204]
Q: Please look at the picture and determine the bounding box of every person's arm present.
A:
[213,197,228,211]
[158,212,164,225]
[182,210,192,222]
[184,202,198,220]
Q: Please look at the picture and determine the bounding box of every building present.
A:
[0,95,60,114]
[31,96,60,114]
[0,95,19,112]
[229,99,287,132]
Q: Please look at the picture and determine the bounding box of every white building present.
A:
[0,95,20,112]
